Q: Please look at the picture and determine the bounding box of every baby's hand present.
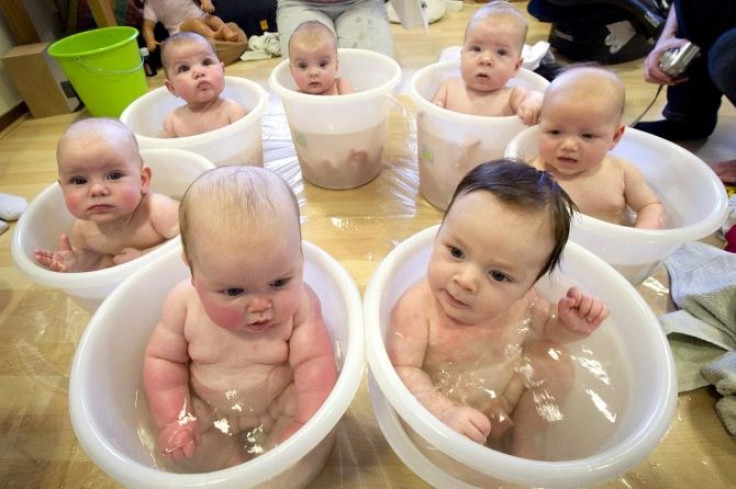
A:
[34,234,76,272]
[440,405,491,444]
[558,286,609,335]
[513,88,544,125]
[158,420,200,460]
[114,247,143,265]
[200,0,215,14]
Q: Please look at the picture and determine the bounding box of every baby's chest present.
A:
[81,222,160,254]
[562,175,626,217]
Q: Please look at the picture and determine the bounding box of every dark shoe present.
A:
[633,119,716,141]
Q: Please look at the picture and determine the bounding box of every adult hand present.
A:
[643,36,692,86]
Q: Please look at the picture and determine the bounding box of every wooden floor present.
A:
[1,2,735,487]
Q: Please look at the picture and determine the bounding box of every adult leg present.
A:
[709,27,736,184]
[334,0,394,56]
[635,0,735,140]
[276,0,335,57]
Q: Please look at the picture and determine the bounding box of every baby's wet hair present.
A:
[447,159,576,280]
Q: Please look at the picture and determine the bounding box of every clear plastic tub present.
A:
[408,61,550,210]
[505,125,729,284]
[269,48,402,190]
[69,240,363,488]
[120,76,268,167]
[11,148,214,312]
[364,225,677,489]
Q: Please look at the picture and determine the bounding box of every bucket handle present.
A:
[73,57,143,75]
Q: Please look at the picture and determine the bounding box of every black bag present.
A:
[528,0,668,64]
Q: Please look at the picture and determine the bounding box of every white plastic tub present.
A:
[505,125,729,284]
[408,61,549,210]
[120,76,268,167]
[69,240,363,488]
[11,148,214,312]
[364,225,677,489]
[269,48,402,190]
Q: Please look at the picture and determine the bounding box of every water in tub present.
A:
[135,336,345,474]
[289,122,386,189]
[397,318,627,467]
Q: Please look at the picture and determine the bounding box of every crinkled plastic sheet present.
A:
[4,83,730,489]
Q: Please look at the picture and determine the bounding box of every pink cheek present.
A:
[209,305,243,330]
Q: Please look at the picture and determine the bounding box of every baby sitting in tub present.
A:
[531,66,667,229]
[388,160,609,459]
[143,166,337,471]
[159,32,248,138]
[34,118,180,273]
[431,1,543,124]
[288,20,354,95]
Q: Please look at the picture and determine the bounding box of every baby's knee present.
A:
[519,340,575,391]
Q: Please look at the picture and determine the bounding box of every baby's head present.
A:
[56,118,150,223]
[161,32,225,104]
[288,20,339,94]
[461,1,527,92]
[179,167,303,332]
[538,66,626,176]
[430,160,574,323]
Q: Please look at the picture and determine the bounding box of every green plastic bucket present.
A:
[47,26,147,117]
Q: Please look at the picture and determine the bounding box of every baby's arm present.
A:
[621,160,667,229]
[431,79,453,109]
[336,77,354,95]
[279,285,338,442]
[509,86,544,125]
[34,229,112,272]
[388,283,491,443]
[530,287,609,344]
[143,282,199,459]
[113,194,180,265]
[224,99,249,124]
[142,19,159,53]
[159,112,178,138]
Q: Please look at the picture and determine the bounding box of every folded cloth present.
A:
[240,32,281,61]
[701,352,736,435]
[658,241,736,393]
[0,193,28,221]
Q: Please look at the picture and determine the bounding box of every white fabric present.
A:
[0,193,27,221]
[143,0,206,35]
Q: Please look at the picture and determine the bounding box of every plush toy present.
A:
[142,0,240,52]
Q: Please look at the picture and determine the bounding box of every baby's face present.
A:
[164,42,225,105]
[190,220,304,334]
[289,37,338,94]
[460,16,523,93]
[57,136,149,224]
[427,191,554,325]
[538,95,624,176]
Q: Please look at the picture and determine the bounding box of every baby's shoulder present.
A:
[393,279,432,318]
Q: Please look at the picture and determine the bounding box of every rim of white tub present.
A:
[10,148,212,290]
[69,240,364,487]
[408,60,549,124]
[364,225,677,488]
[120,77,268,147]
[505,125,729,245]
[269,48,402,105]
